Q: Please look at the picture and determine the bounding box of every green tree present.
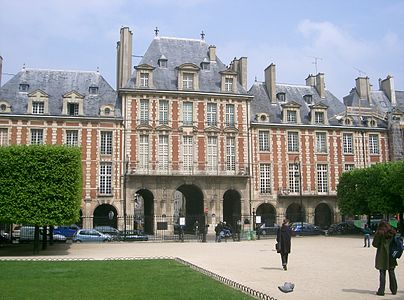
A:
[0,145,82,225]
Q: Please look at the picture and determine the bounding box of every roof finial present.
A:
[200,30,205,40]
[154,27,159,37]
[22,63,26,70]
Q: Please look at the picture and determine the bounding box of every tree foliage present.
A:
[337,161,404,216]
[0,145,82,225]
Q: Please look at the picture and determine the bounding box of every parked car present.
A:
[290,223,324,235]
[120,230,148,242]
[0,231,11,244]
[72,229,112,243]
[19,226,67,243]
[53,225,80,238]
[257,223,279,235]
[327,222,362,235]
[12,225,21,241]
[94,226,121,241]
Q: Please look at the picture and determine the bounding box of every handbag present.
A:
[276,242,281,252]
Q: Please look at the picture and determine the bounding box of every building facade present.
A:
[1,26,403,234]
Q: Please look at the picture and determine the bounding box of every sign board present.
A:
[256,215,262,224]
[179,217,186,226]
[157,222,168,230]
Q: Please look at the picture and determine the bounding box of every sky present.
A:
[1,0,403,100]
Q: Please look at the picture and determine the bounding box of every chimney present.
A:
[208,45,216,62]
[355,77,370,100]
[315,73,325,98]
[264,64,276,103]
[306,74,316,87]
[0,56,2,87]
[380,75,396,106]
[116,27,133,90]
[237,57,248,90]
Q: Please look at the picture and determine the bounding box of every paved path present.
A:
[1,235,403,300]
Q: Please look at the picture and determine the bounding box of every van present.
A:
[19,226,67,243]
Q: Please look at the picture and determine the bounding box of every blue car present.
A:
[54,225,80,238]
[72,229,112,243]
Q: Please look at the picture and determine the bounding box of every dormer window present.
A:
[368,119,377,127]
[19,84,29,92]
[105,107,111,115]
[281,101,301,124]
[287,110,297,123]
[183,73,194,90]
[67,103,79,116]
[32,101,45,114]
[276,93,286,102]
[314,111,324,124]
[158,55,168,68]
[303,95,313,104]
[0,104,6,112]
[225,78,233,92]
[89,86,98,95]
[140,72,149,87]
[62,91,84,116]
[100,105,115,117]
[201,62,210,70]
[344,118,351,126]
[0,101,11,113]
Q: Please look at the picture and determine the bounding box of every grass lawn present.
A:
[0,259,253,300]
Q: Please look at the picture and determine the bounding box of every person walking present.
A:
[276,219,292,271]
[372,220,398,296]
[363,224,372,247]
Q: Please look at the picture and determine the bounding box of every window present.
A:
[89,87,98,94]
[288,163,300,193]
[32,101,44,114]
[303,95,313,104]
[226,137,236,171]
[140,100,149,125]
[0,104,7,112]
[344,164,355,171]
[104,107,111,115]
[343,133,353,154]
[158,59,167,68]
[0,128,8,146]
[183,102,193,126]
[369,134,379,154]
[344,118,351,126]
[207,103,217,126]
[225,104,235,127]
[99,162,112,195]
[183,136,193,173]
[139,135,149,170]
[183,73,194,90]
[140,73,149,87]
[207,136,218,173]
[314,111,324,124]
[224,78,233,92]
[19,84,29,92]
[276,93,286,102]
[259,131,270,151]
[287,132,299,152]
[67,103,79,116]
[317,164,328,193]
[100,131,113,155]
[159,100,169,125]
[315,132,327,153]
[201,62,210,70]
[66,130,78,147]
[31,129,43,145]
[158,135,169,171]
[286,110,297,123]
[260,164,271,194]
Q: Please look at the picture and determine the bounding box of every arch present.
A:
[256,203,277,226]
[175,184,204,233]
[135,189,154,235]
[314,202,333,229]
[223,189,241,229]
[286,203,306,223]
[93,204,118,228]
[76,209,83,228]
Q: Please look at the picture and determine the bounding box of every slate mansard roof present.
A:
[248,81,346,126]
[125,36,248,95]
[0,68,120,118]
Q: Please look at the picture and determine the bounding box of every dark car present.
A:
[327,222,362,235]
[257,223,279,235]
[94,226,121,241]
[120,230,148,241]
[54,224,80,238]
[291,223,324,235]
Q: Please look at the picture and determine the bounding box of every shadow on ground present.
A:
[0,242,71,257]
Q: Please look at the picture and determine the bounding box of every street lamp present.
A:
[294,156,303,230]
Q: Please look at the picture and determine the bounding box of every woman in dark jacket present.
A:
[372,220,398,296]
[276,219,292,270]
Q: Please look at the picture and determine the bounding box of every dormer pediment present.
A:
[311,102,328,110]
[177,63,200,71]
[63,91,84,99]
[135,64,155,71]
[28,89,49,98]
[219,69,238,76]
[281,101,301,109]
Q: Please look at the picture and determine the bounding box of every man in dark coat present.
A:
[276,219,292,270]
[372,220,398,296]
